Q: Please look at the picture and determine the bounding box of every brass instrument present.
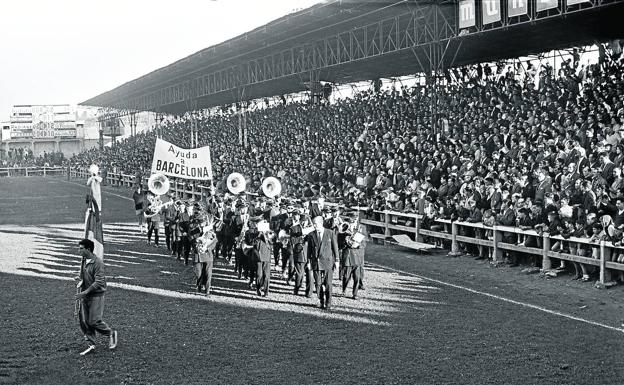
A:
[148,173,170,196]
[144,196,174,218]
[195,229,217,254]
[277,228,290,246]
[227,173,247,195]
[235,213,249,249]
[261,177,282,198]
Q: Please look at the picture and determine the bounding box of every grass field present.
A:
[1,176,624,385]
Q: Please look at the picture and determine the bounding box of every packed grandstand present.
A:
[65,43,624,282]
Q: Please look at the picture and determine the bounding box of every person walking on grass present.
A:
[75,238,118,355]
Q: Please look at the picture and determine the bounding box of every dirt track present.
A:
[1,177,623,384]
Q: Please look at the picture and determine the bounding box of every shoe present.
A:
[262,292,268,298]
[353,295,358,300]
[79,344,95,356]
[320,303,325,309]
[109,330,118,350]
[256,289,262,296]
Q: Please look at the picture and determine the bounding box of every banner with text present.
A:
[151,138,213,180]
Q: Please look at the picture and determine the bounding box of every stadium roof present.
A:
[82,0,624,114]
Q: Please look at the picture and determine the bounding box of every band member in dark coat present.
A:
[211,197,225,259]
[271,205,288,266]
[177,202,192,265]
[280,214,296,283]
[233,205,250,279]
[132,185,146,233]
[304,215,339,310]
[338,214,367,299]
[254,221,273,297]
[291,221,313,297]
[243,221,260,288]
[193,216,218,295]
[221,205,236,263]
[163,197,178,252]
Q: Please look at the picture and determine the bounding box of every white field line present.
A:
[367,262,624,334]
[0,194,86,200]
[60,180,134,202]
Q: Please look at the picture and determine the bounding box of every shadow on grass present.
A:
[1,220,446,329]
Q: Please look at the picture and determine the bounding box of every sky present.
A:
[0,0,322,121]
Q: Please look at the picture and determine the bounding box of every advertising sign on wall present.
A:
[508,0,528,16]
[536,0,558,11]
[482,0,502,24]
[459,0,476,29]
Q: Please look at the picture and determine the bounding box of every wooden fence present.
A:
[70,167,623,286]
[358,208,624,286]
[0,166,67,177]
[70,168,212,202]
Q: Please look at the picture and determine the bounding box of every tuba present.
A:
[261,176,282,198]
[145,173,173,215]
[148,173,170,196]
[227,172,247,195]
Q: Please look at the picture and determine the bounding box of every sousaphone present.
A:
[227,172,247,195]
[261,176,282,198]
[148,173,171,196]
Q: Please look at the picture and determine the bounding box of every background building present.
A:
[0,104,154,160]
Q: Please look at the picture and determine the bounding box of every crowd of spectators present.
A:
[70,45,624,280]
[1,148,65,168]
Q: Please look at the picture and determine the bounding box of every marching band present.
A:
[139,172,367,307]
